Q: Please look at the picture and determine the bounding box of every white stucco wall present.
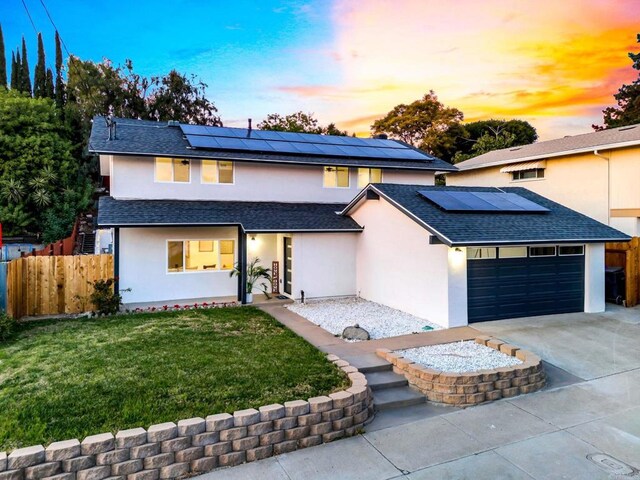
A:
[108,155,434,203]
[289,233,358,299]
[119,226,239,304]
[584,243,606,313]
[349,197,467,328]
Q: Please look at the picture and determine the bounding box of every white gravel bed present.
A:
[400,341,522,373]
[286,297,440,340]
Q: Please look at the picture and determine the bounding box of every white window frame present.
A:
[510,169,545,182]
[498,246,528,259]
[558,245,585,256]
[323,166,350,189]
[154,157,191,184]
[529,245,557,257]
[166,239,236,274]
[467,247,497,260]
[357,168,383,189]
[201,160,235,185]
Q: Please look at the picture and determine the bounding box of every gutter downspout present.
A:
[594,149,610,225]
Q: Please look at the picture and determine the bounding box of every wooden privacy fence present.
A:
[6,254,114,318]
[605,237,639,307]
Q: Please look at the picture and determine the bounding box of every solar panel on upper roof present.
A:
[178,123,434,161]
[418,190,549,213]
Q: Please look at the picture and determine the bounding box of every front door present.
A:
[284,237,292,295]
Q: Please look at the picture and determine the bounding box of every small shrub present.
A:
[89,278,123,316]
[0,310,16,341]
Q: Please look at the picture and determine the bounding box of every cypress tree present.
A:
[10,50,17,89]
[13,50,21,91]
[0,24,7,88]
[21,37,31,95]
[34,33,46,97]
[54,31,64,108]
[45,68,54,98]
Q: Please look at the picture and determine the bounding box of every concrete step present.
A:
[341,354,392,373]
[373,386,426,410]
[366,370,409,391]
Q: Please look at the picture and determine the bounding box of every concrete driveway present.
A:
[473,304,640,380]
[199,306,640,479]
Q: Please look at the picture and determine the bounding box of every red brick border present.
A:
[376,336,545,407]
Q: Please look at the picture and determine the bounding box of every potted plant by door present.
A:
[229,258,272,304]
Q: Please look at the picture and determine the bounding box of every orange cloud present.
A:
[312,0,640,140]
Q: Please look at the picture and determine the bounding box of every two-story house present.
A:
[90,117,628,328]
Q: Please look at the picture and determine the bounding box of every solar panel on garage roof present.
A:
[179,123,434,161]
[418,190,550,213]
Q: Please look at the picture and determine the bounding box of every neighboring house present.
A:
[447,122,640,237]
[90,117,628,328]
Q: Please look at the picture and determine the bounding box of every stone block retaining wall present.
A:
[0,355,372,480]
[376,336,545,407]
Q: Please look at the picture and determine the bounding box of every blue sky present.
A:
[1,1,639,138]
[1,0,339,126]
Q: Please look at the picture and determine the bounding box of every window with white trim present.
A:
[529,246,556,257]
[323,166,350,188]
[357,168,382,188]
[202,160,234,184]
[167,240,235,273]
[467,247,497,259]
[559,245,584,256]
[498,246,528,258]
[155,157,190,183]
[512,169,544,181]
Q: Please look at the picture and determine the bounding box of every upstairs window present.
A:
[357,168,382,188]
[202,160,234,184]
[167,240,235,273]
[323,166,350,188]
[512,169,544,181]
[155,157,190,183]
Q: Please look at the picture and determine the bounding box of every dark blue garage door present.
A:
[467,253,585,323]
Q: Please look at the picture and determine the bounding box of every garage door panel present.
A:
[467,253,584,323]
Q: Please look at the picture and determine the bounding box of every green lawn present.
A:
[0,307,348,450]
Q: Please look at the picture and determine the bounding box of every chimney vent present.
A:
[247,118,252,137]
[167,120,180,127]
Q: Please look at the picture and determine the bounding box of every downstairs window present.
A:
[167,240,235,273]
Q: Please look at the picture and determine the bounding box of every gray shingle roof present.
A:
[345,184,630,246]
[453,123,640,172]
[89,116,457,171]
[97,196,362,232]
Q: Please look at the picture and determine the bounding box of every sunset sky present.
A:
[2,0,639,139]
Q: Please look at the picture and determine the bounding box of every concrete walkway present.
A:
[197,306,640,479]
[259,305,479,359]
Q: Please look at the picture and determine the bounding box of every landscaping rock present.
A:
[8,446,45,470]
[0,452,6,472]
[0,470,23,480]
[62,456,95,473]
[341,325,370,341]
[45,441,80,462]
[81,434,114,456]
[24,462,61,480]
[177,418,205,437]
[146,424,176,444]
[115,429,147,449]
[76,466,110,480]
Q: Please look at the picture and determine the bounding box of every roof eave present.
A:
[87,149,454,171]
[453,139,640,172]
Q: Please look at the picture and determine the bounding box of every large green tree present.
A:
[597,33,640,130]
[33,33,47,98]
[0,90,91,239]
[20,37,31,95]
[371,91,464,162]
[0,24,6,88]
[258,111,348,135]
[54,31,65,109]
[453,119,538,162]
